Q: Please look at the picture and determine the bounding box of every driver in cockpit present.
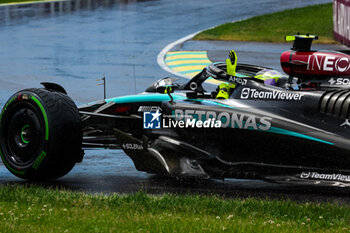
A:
[216,50,237,99]
[216,50,282,99]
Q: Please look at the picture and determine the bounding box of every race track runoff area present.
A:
[165,50,224,84]
[165,51,211,77]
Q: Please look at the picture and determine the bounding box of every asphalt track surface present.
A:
[179,41,349,73]
[2,0,350,202]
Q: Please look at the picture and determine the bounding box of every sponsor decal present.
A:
[170,109,272,130]
[143,108,272,130]
[300,171,350,182]
[17,93,29,101]
[163,117,222,128]
[300,172,310,179]
[340,119,350,127]
[122,143,143,150]
[138,106,161,112]
[32,151,47,170]
[229,76,247,85]
[328,77,350,85]
[241,88,250,99]
[143,110,161,129]
[240,88,304,100]
[307,54,350,73]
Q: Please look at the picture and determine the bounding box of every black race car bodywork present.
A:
[2,35,350,186]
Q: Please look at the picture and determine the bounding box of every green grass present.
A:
[194,3,335,44]
[0,184,350,232]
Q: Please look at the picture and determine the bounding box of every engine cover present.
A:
[281,50,350,78]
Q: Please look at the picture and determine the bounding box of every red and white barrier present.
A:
[334,0,350,46]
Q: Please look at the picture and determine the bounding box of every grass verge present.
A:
[0,184,349,232]
[194,3,335,43]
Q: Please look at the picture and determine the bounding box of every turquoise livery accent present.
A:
[106,93,186,104]
[267,127,334,145]
[107,95,333,146]
[188,99,333,145]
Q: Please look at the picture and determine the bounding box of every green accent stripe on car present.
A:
[105,94,186,104]
[31,96,49,140]
[0,150,25,175]
[267,127,334,145]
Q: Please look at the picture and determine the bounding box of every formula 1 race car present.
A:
[2,35,350,187]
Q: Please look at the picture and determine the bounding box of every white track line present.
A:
[157,18,249,79]
[157,31,201,79]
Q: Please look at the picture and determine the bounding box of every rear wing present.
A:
[285,34,318,52]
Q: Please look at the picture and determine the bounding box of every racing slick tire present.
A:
[0,88,82,180]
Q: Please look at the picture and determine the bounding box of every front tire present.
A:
[0,88,82,180]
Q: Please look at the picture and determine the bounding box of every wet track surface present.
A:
[1,0,348,201]
[0,0,331,103]
[180,40,348,72]
[3,150,350,204]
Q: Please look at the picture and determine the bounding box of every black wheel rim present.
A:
[4,104,44,167]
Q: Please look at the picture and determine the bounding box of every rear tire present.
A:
[0,88,82,180]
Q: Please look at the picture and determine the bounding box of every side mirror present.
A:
[156,85,174,94]
[154,77,176,93]
[145,77,178,93]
